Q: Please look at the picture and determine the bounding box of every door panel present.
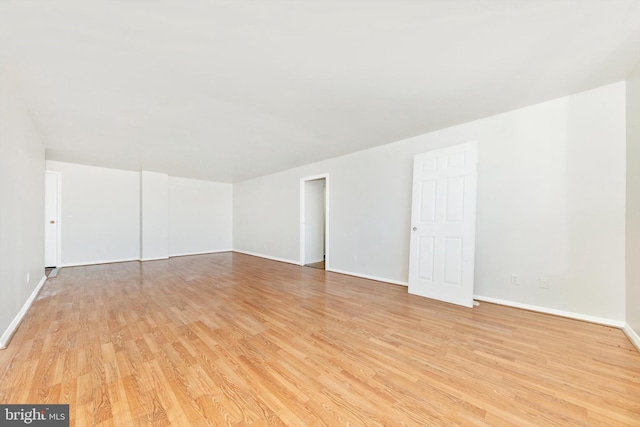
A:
[44,171,59,267]
[443,237,463,285]
[445,176,465,222]
[420,180,437,222]
[417,236,435,280]
[408,142,478,307]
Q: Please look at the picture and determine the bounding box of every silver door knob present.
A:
[412,227,417,231]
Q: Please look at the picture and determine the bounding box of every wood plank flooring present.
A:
[0,252,639,426]
[304,261,325,270]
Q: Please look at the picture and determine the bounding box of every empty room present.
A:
[1,1,640,425]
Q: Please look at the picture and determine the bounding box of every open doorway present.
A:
[300,174,329,269]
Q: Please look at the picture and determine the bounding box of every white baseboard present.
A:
[304,258,325,265]
[169,249,232,258]
[473,295,625,328]
[61,257,140,267]
[623,323,640,351]
[326,268,408,287]
[140,256,169,262]
[233,252,408,286]
[232,250,300,266]
[63,251,235,266]
[0,275,47,349]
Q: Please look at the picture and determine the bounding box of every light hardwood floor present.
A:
[0,253,639,426]
[304,261,325,270]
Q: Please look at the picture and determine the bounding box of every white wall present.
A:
[44,163,233,265]
[169,176,232,256]
[304,178,325,264]
[234,82,627,321]
[627,63,640,337]
[45,161,141,266]
[234,174,299,262]
[0,66,45,343]
[141,170,169,260]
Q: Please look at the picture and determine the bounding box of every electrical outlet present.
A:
[539,276,549,289]
[511,274,520,285]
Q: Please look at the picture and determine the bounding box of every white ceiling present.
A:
[2,1,640,183]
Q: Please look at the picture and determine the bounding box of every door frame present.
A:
[299,174,329,267]
[45,170,62,268]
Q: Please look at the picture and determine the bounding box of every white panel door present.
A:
[44,171,60,267]
[408,142,478,307]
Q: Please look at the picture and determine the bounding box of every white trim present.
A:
[299,180,304,265]
[473,295,625,328]
[169,249,232,258]
[65,251,235,266]
[233,249,299,265]
[326,267,408,287]
[300,174,330,267]
[55,172,62,268]
[0,275,47,349]
[305,258,325,265]
[300,173,331,182]
[61,257,140,267]
[623,324,640,351]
